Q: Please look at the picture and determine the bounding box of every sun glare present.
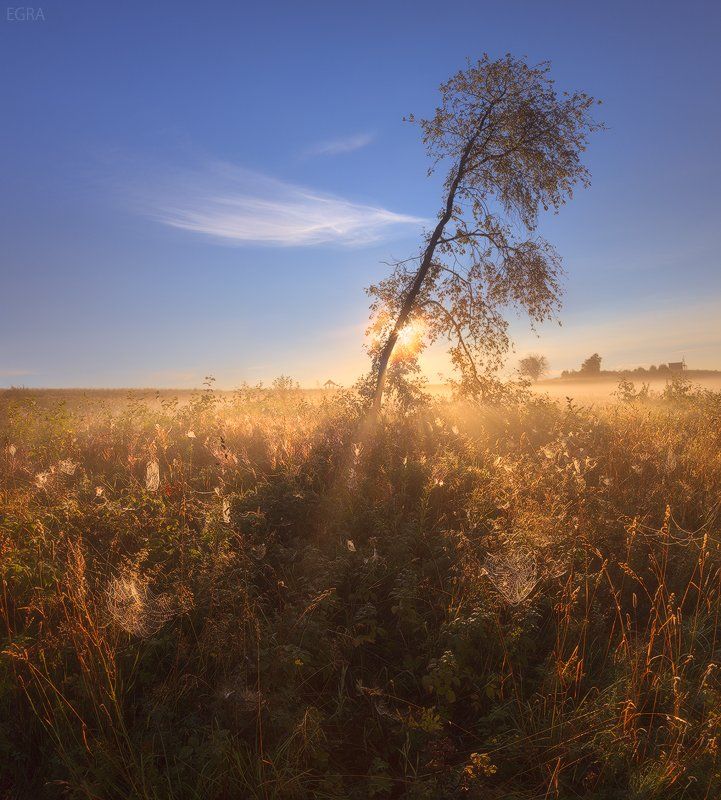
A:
[392,319,426,360]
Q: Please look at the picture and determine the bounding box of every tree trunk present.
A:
[371,141,476,413]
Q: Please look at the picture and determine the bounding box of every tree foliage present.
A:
[580,353,602,374]
[367,54,602,406]
[519,353,549,382]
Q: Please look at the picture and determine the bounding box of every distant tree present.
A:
[366,54,602,410]
[580,353,602,375]
[649,364,658,373]
[518,353,549,381]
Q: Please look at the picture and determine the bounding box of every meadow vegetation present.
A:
[2,381,721,798]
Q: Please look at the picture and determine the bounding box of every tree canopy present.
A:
[366,54,602,407]
[519,354,549,382]
[580,353,602,374]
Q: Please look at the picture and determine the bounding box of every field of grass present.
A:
[2,383,721,798]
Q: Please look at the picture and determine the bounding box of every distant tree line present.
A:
[515,353,714,381]
[561,355,696,378]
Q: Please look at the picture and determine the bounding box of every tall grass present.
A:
[2,384,721,798]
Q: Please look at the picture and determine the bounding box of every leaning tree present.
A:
[367,54,602,409]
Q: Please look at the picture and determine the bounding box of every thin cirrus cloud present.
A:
[148,162,423,247]
[303,132,375,158]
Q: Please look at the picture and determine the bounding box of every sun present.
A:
[392,319,425,360]
[366,315,426,361]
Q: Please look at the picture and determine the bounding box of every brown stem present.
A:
[372,136,477,412]
[369,84,513,414]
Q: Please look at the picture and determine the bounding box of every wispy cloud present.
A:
[147,162,422,247]
[304,132,374,158]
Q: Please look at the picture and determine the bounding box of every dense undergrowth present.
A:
[2,384,721,799]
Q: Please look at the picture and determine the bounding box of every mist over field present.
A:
[533,373,721,402]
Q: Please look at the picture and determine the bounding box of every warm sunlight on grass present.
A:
[3,383,721,797]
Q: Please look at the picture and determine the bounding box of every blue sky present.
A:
[1,0,720,387]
